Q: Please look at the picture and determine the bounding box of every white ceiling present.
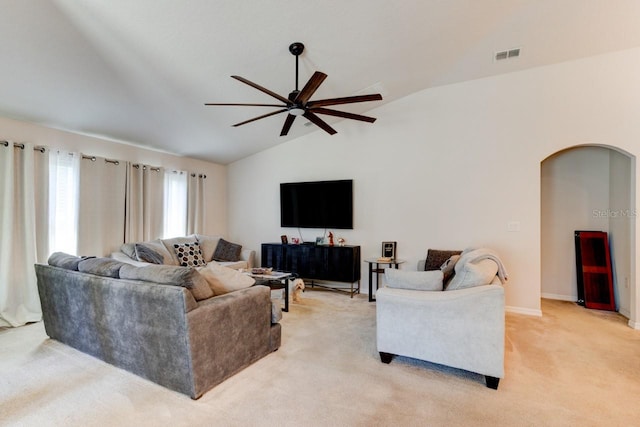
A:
[1,0,640,164]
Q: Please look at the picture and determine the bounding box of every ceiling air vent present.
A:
[495,48,521,61]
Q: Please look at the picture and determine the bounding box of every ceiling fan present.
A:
[205,42,383,136]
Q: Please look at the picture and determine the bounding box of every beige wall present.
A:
[0,115,228,238]
[228,47,640,324]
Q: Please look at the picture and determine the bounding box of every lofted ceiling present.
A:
[1,0,640,164]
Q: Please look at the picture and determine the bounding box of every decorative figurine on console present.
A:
[328,231,334,246]
[337,237,345,247]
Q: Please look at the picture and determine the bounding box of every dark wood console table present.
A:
[261,243,361,297]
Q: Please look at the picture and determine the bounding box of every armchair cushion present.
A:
[385,268,443,291]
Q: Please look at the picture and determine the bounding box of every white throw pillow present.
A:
[197,262,255,295]
[446,258,498,291]
[384,268,444,291]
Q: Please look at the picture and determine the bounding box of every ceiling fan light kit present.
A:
[205,42,383,136]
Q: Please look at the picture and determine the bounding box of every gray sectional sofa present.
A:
[35,254,281,399]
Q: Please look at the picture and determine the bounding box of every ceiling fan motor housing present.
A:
[289,42,304,56]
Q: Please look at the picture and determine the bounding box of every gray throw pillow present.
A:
[119,264,213,301]
[135,243,164,264]
[78,257,126,278]
[213,238,242,262]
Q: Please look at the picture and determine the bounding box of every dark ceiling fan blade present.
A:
[205,102,287,107]
[303,111,337,135]
[306,93,383,108]
[295,71,328,105]
[310,107,377,123]
[232,108,288,127]
[231,76,292,105]
[280,114,297,136]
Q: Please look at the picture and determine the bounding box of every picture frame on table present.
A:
[381,241,397,260]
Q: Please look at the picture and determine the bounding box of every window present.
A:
[163,170,187,238]
[49,150,79,254]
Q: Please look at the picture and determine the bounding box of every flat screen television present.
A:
[280,179,353,229]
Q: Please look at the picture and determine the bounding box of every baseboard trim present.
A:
[540,293,577,302]
[628,319,640,330]
[506,306,542,317]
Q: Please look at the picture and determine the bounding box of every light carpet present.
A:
[1,290,639,426]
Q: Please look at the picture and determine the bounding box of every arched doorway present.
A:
[541,144,635,322]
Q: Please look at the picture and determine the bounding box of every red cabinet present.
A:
[574,231,615,311]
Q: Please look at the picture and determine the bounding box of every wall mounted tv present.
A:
[280,179,353,229]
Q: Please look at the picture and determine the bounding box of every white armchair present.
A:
[375,250,506,389]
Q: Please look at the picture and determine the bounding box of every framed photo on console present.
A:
[381,241,397,260]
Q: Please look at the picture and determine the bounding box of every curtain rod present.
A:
[81,154,120,165]
[132,164,161,172]
[1,140,46,152]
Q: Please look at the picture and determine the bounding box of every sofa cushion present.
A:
[119,264,213,301]
[195,234,220,262]
[213,238,242,262]
[78,257,126,278]
[48,252,84,270]
[134,243,164,264]
[197,263,255,295]
[385,268,444,291]
[424,249,462,271]
[446,258,498,291]
[173,242,207,267]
